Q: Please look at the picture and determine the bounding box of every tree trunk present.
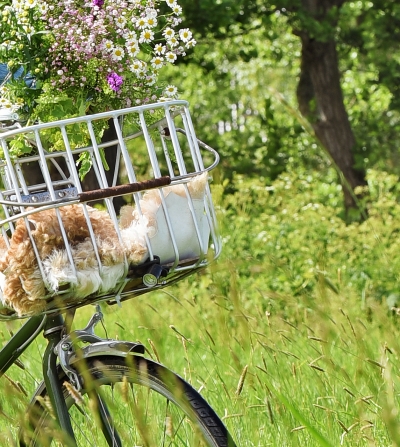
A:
[295,1,367,219]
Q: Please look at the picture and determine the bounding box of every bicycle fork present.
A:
[42,314,77,447]
[42,310,145,447]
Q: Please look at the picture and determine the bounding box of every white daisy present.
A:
[185,39,197,49]
[167,36,179,48]
[24,0,37,8]
[136,17,147,29]
[124,30,138,40]
[122,30,136,42]
[165,0,177,8]
[163,27,175,39]
[130,59,145,74]
[150,56,164,69]
[22,24,35,36]
[111,46,125,61]
[146,16,157,27]
[126,36,138,46]
[165,51,177,63]
[164,85,178,97]
[0,98,10,106]
[172,4,182,15]
[136,67,147,79]
[12,0,23,10]
[126,42,139,57]
[154,43,166,55]
[139,29,154,43]
[37,2,48,13]
[145,73,157,86]
[102,39,114,52]
[115,16,127,28]
[179,28,192,42]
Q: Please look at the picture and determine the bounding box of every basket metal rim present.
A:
[0,99,189,140]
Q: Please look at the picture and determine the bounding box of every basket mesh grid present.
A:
[0,100,221,319]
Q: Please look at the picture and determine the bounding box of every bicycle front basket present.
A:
[0,100,221,319]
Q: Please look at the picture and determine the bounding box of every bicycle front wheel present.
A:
[20,355,236,447]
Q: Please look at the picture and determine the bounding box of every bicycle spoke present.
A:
[22,356,235,447]
[91,389,122,447]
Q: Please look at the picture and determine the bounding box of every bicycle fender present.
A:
[67,340,145,365]
[59,340,145,389]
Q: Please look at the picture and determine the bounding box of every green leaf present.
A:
[78,99,89,117]
[76,151,93,180]
[9,136,35,157]
[51,105,66,119]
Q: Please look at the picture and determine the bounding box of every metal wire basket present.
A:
[0,100,221,319]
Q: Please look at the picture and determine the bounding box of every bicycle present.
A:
[0,100,237,446]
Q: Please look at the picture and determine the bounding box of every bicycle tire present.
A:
[20,355,237,447]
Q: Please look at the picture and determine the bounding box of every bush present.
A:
[214,168,400,312]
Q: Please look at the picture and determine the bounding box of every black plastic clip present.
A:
[129,256,169,288]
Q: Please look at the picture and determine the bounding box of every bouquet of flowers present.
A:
[0,0,195,166]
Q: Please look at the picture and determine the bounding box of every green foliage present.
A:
[175,0,268,39]
[9,134,34,156]
[218,167,400,306]
[337,1,400,173]
[164,12,328,182]
[342,1,400,110]
[170,0,400,193]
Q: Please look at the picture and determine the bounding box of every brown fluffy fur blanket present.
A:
[0,174,208,316]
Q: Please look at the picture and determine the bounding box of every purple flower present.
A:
[107,72,123,92]
[92,0,104,7]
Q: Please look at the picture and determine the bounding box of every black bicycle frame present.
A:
[0,315,45,376]
[0,313,78,446]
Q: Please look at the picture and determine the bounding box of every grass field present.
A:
[1,174,400,446]
[1,273,399,446]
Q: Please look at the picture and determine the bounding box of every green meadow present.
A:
[1,168,400,446]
